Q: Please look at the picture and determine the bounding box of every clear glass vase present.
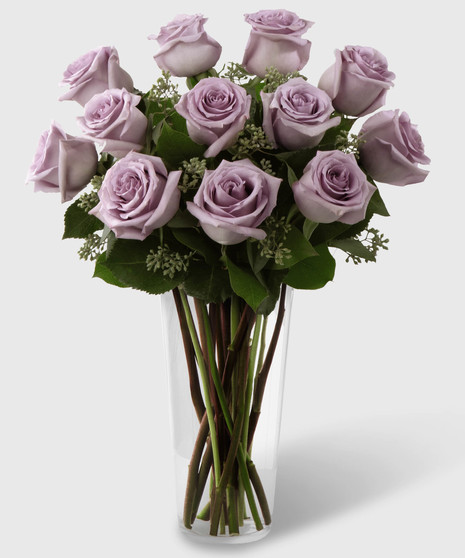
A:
[161,285,293,544]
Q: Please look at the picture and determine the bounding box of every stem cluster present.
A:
[172,285,288,536]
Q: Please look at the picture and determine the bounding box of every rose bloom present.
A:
[148,14,221,77]
[242,9,313,78]
[89,152,181,240]
[359,109,430,186]
[261,77,340,151]
[26,121,98,203]
[59,46,134,106]
[318,46,395,117]
[186,159,282,245]
[77,88,147,159]
[175,77,251,158]
[293,150,376,224]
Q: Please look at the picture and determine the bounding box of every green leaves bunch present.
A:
[63,66,390,315]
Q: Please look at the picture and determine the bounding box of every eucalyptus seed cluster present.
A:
[146,244,194,279]
[259,158,276,176]
[178,157,208,193]
[78,233,105,261]
[230,122,273,160]
[262,66,306,93]
[221,62,251,84]
[258,215,292,265]
[335,130,366,160]
[77,175,103,212]
[146,70,181,109]
[347,228,390,264]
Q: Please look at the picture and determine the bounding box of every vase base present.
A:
[179,519,271,544]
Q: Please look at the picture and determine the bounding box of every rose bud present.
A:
[242,9,313,78]
[89,152,181,240]
[318,45,395,117]
[59,46,134,106]
[26,121,98,203]
[261,77,340,151]
[148,14,221,77]
[359,109,430,186]
[186,159,281,245]
[175,77,251,158]
[77,88,148,159]
[293,150,376,224]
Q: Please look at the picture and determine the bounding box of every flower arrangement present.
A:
[26,9,430,540]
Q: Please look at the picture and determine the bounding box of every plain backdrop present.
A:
[1,1,464,557]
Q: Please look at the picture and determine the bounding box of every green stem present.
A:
[182,413,208,529]
[198,298,264,535]
[247,458,272,525]
[172,288,205,421]
[191,439,212,523]
[248,284,287,451]
[242,314,263,451]
[179,289,222,487]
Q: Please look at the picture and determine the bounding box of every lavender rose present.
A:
[59,46,134,106]
[175,77,251,158]
[261,78,340,151]
[26,121,98,202]
[148,14,221,77]
[318,46,395,117]
[293,150,376,224]
[77,88,147,159]
[242,9,313,78]
[359,109,430,186]
[89,152,181,240]
[186,159,281,245]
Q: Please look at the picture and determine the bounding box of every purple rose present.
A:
[318,46,395,117]
[359,109,430,186]
[26,122,98,202]
[175,77,251,158]
[293,150,376,224]
[261,77,340,151]
[186,159,281,245]
[148,14,221,77]
[242,9,313,78]
[59,46,134,106]
[89,152,181,240]
[77,88,147,159]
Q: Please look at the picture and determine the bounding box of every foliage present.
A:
[64,67,391,314]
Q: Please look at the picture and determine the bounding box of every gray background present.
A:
[1,1,464,556]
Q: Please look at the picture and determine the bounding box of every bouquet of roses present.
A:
[26,10,430,538]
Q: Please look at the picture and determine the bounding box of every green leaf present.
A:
[246,240,269,274]
[303,219,318,240]
[226,256,268,312]
[284,243,336,290]
[272,226,317,269]
[63,200,104,239]
[167,210,199,229]
[331,238,376,261]
[310,221,353,245]
[182,261,231,303]
[319,115,358,148]
[172,227,221,264]
[368,185,390,217]
[93,253,128,288]
[155,120,206,168]
[103,237,184,294]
